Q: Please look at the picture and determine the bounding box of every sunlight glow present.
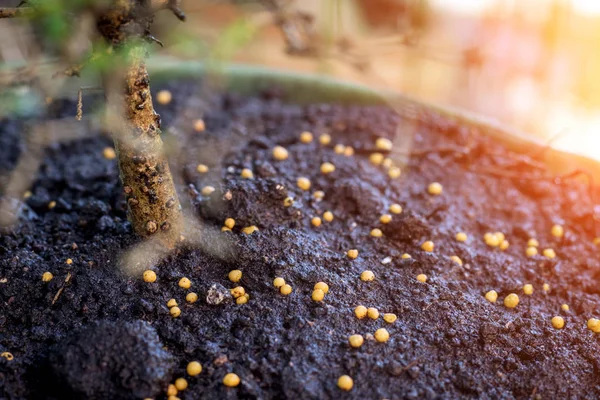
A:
[433,0,600,16]
[545,110,600,160]
[571,0,600,15]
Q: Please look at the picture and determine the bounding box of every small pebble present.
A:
[360,270,375,281]
[142,270,156,283]
[186,292,198,303]
[450,255,463,266]
[230,286,245,298]
[380,214,392,224]
[272,146,289,161]
[587,318,600,332]
[367,307,379,319]
[543,248,556,259]
[551,224,564,238]
[374,328,390,342]
[167,384,178,396]
[240,168,253,179]
[297,177,311,191]
[223,373,241,387]
[375,137,393,151]
[236,294,249,305]
[388,167,401,179]
[201,186,215,196]
[334,144,345,154]
[320,162,335,174]
[337,375,353,391]
[456,232,468,242]
[175,378,188,391]
[504,293,519,308]
[370,228,383,238]
[312,289,325,302]
[348,334,364,348]
[178,277,191,289]
[193,119,205,132]
[42,272,53,282]
[389,204,402,214]
[369,153,384,165]
[421,241,434,252]
[283,197,294,207]
[526,246,538,257]
[300,131,313,143]
[242,226,259,234]
[167,299,178,308]
[228,270,242,283]
[427,182,443,195]
[354,305,367,319]
[484,232,501,247]
[103,147,116,160]
[383,313,397,323]
[314,282,329,293]
[156,90,172,104]
[280,284,292,295]
[551,316,565,329]
[319,134,331,145]
[187,361,202,376]
[484,290,498,303]
[543,283,550,292]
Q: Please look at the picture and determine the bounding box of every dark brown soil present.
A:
[2,79,600,400]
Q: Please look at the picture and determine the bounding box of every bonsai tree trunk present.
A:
[97,0,184,248]
[0,0,186,247]
[105,44,183,248]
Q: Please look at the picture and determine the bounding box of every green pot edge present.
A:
[146,59,600,180]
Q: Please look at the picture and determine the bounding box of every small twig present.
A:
[399,357,422,374]
[77,89,83,121]
[76,86,102,121]
[52,272,72,305]
[146,34,164,47]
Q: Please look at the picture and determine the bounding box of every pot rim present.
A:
[148,58,600,183]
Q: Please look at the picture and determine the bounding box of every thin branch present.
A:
[76,86,103,121]
[0,7,32,19]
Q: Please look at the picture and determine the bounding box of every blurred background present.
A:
[2,0,600,160]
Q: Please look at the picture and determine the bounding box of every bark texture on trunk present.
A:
[108,45,182,248]
[96,0,183,248]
